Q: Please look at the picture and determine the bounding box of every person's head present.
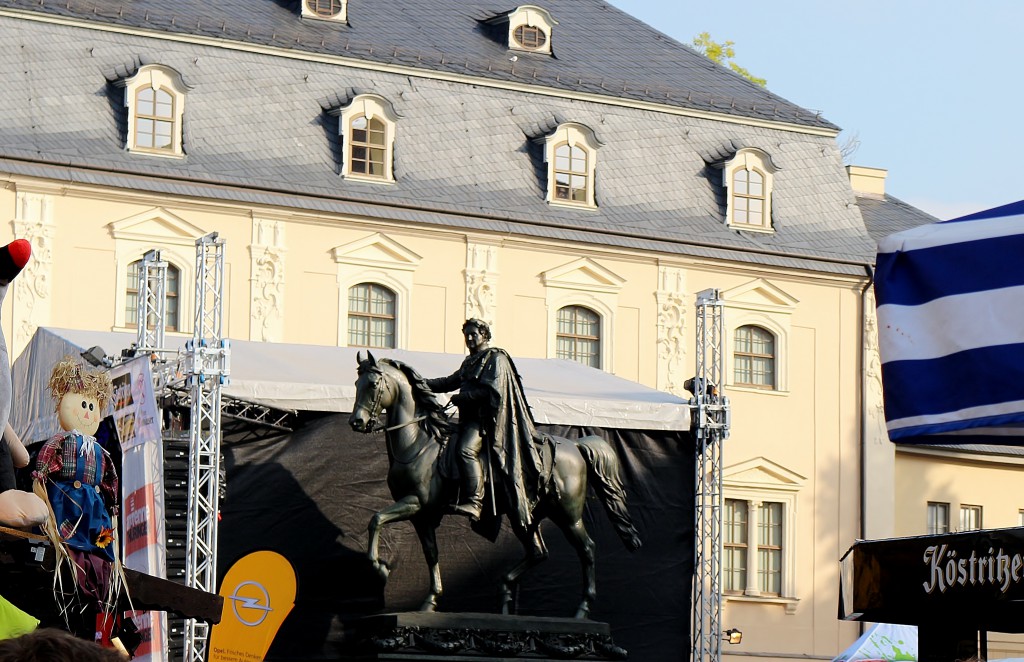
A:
[462,319,492,353]
[0,628,125,661]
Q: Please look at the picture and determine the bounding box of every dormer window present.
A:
[723,148,778,232]
[514,24,547,50]
[541,123,600,208]
[302,0,347,22]
[331,94,399,183]
[488,5,557,55]
[121,64,189,158]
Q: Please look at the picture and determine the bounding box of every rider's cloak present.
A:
[429,347,553,536]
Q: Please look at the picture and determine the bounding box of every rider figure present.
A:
[426,319,549,526]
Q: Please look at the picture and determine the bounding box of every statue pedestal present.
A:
[341,612,628,661]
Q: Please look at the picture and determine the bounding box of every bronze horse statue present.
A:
[348,352,641,618]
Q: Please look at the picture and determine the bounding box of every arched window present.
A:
[135,86,175,151]
[554,143,588,203]
[732,168,765,227]
[734,325,775,389]
[122,64,188,157]
[348,283,396,348]
[542,123,599,208]
[556,305,600,368]
[350,116,387,178]
[126,260,180,332]
[333,94,398,183]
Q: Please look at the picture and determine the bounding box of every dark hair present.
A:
[462,318,492,340]
[0,628,124,662]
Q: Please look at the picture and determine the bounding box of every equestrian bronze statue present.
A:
[348,319,641,619]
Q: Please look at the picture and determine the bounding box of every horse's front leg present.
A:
[368,495,422,582]
[412,518,443,611]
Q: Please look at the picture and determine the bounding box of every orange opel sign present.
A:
[208,551,296,662]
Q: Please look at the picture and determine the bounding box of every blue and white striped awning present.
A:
[875,200,1024,444]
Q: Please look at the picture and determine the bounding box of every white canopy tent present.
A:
[833,623,917,662]
[11,327,691,442]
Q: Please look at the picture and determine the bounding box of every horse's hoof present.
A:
[574,606,590,620]
[373,561,391,582]
[419,598,438,612]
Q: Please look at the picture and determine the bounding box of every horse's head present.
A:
[349,351,395,433]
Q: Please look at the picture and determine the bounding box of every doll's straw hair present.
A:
[47,356,113,412]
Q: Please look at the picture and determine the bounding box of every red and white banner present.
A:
[110,356,166,662]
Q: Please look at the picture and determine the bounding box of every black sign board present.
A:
[841,527,1024,633]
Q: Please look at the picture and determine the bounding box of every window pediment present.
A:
[724,457,806,492]
[542,257,624,293]
[332,233,421,271]
[108,208,206,246]
[721,278,798,313]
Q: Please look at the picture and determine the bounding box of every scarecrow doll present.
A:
[32,357,124,643]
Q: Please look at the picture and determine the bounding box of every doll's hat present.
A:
[0,239,30,281]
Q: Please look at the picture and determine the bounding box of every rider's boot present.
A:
[452,460,484,522]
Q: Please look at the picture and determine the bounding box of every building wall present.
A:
[0,171,870,660]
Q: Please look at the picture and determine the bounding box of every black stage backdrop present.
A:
[218,412,695,660]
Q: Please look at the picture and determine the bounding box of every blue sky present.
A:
[607,0,1024,220]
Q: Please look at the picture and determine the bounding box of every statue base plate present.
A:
[341,612,628,661]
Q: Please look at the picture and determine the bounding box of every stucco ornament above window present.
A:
[302,0,347,22]
[486,5,558,55]
[117,64,190,158]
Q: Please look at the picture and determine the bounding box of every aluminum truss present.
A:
[184,233,229,662]
[691,289,731,662]
[136,249,168,354]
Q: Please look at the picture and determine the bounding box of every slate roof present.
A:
[0,0,837,130]
[857,193,939,245]
[0,3,882,272]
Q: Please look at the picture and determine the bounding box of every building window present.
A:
[513,25,547,49]
[554,144,588,203]
[494,5,557,55]
[732,168,765,227]
[556,305,601,368]
[126,260,180,332]
[758,502,783,595]
[541,123,600,208]
[959,504,982,531]
[734,325,775,389]
[927,502,950,535]
[350,116,386,177]
[724,498,748,593]
[122,65,189,157]
[723,498,786,597]
[333,95,398,183]
[348,283,396,348]
[722,148,776,232]
[135,87,174,152]
[301,0,347,21]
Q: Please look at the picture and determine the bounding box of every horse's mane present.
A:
[380,358,456,443]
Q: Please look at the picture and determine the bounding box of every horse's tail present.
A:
[575,437,642,552]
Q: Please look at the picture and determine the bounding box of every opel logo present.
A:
[227,580,273,626]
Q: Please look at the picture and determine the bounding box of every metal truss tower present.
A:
[136,249,167,354]
[184,233,229,662]
[691,288,731,662]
